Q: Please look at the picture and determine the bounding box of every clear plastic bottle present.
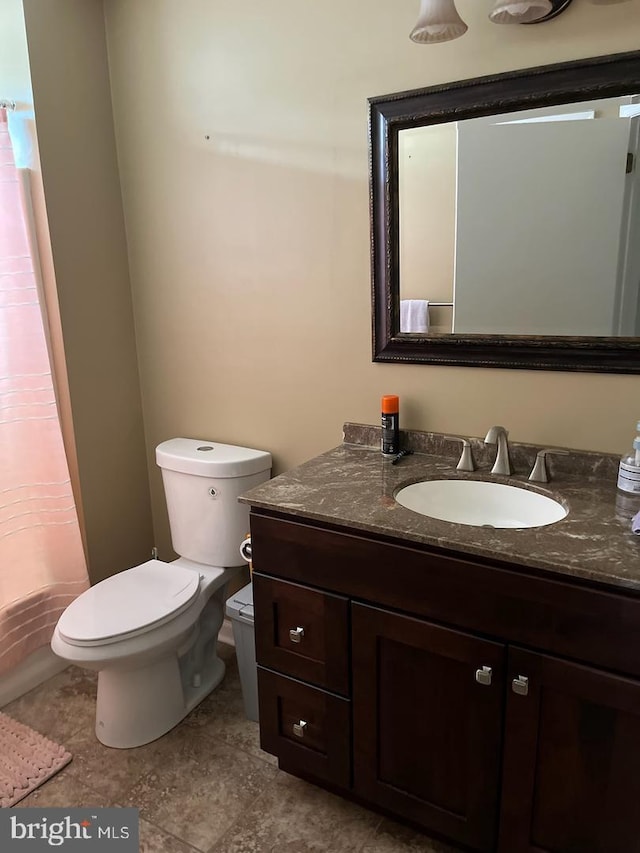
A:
[617,420,640,494]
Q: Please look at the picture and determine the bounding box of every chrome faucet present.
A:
[484,426,512,476]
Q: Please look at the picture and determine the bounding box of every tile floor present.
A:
[4,644,455,853]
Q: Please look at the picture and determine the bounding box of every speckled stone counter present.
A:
[240,423,640,594]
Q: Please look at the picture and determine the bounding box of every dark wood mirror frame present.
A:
[370,50,640,373]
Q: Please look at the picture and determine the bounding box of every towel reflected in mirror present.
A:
[400,299,429,333]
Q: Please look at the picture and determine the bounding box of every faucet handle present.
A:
[445,436,476,472]
[528,448,569,483]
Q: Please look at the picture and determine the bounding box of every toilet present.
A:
[51,438,271,748]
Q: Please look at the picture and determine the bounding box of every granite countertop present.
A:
[240,423,640,595]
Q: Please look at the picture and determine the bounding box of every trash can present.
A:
[225,582,258,722]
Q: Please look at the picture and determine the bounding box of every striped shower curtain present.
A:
[0,108,88,675]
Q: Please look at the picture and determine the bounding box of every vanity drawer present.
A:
[253,573,350,695]
[257,666,351,788]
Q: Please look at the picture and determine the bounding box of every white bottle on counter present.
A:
[617,421,640,494]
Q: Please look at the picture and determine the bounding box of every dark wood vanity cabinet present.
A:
[250,510,640,853]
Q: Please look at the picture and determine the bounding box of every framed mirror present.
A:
[370,50,640,372]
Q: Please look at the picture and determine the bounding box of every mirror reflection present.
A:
[398,95,640,337]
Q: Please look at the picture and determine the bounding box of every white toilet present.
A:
[51,438,271,749]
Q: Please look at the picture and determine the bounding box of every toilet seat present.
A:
[57,560,201,647]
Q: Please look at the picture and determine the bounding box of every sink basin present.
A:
[395,479,567,529]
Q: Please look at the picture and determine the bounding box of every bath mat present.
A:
[0,712,71,807]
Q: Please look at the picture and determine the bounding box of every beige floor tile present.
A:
[208,770,381,853]
[4,665,97,745]
[359,819,459,853]
[140,818,204,853]
[14,771,112,808]
[124,738,278,851]
[64,725,180,802]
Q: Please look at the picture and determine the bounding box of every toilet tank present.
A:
[156,438,271,567]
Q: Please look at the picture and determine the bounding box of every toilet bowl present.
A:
[51,438,271,748]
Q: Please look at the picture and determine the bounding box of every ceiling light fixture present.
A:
[410,0,468,43]
[410,0,574,43]
[489,0,553,24]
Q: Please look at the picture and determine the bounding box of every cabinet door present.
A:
[352,603,505,853]
[499,648,640,853]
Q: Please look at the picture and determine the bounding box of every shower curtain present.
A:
[0,107,88,676]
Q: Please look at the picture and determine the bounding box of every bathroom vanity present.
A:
[240,426,640,853]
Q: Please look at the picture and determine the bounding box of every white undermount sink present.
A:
[395,479,567,529]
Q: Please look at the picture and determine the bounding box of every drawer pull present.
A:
[293,720,308,738]
[512,675,529,696]
[475,665,493,686]
[289,626,305,644]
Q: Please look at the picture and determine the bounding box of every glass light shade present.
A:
[489,0,553,23]
[410,0,468,43]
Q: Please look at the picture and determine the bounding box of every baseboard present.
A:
[0,646,68,708]
[218,616,235,648]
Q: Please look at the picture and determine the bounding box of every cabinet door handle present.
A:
[475,666,493,686]
[512,675,529,696]
[289,626,305,644]
[293,720,307,738]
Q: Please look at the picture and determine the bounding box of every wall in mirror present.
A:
[399,96,640,337]
[371,51,640,372]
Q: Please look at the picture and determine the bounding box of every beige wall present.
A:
[21,0,153,582]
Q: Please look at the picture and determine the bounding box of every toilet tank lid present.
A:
[156,438,272,478]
